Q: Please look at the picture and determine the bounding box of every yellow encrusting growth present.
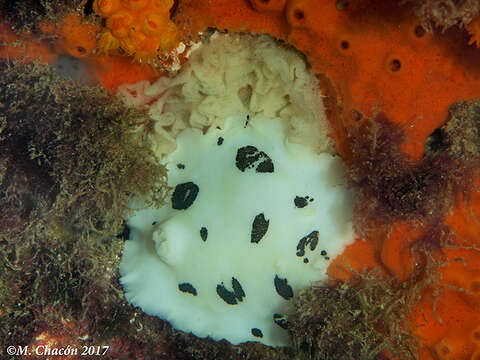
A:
[93,0,179,62]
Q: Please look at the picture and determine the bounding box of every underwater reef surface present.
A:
[0,0,480,359]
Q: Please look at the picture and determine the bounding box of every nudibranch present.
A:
[119,33,355,346]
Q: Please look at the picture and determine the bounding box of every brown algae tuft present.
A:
[288,271,422,360]
[0,59,168,354]
[0,0,93,33]
[0,60,167,235]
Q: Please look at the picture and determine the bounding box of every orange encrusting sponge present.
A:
[51,13,98,58]
[0,13,98,63]
[445,179,480,248]
[0,23,57,63]
[93,0,180,62]
[93,54,160,93]
[410,241,480,360]
[468,15,480,47]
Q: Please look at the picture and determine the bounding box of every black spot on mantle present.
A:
[217,137,224,146]
[251,328,263,338]
[200,227,208,242]
[296,231,319,257]
[235,145,274,173]
[231,277,246,302]
[294,196,308,208]
[178,282,197,296]
[172,182,199,210]
[294,195,314,208]
[274,275,293,300]
[320,250,330,260]
[216,277,246,305]
[251,213,269,243]
[216,284,237,305]
[273,313,290,329]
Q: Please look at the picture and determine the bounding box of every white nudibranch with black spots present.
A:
[119,33,355,347]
